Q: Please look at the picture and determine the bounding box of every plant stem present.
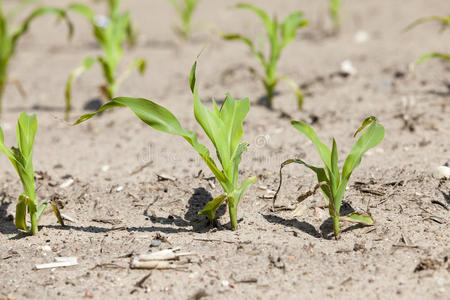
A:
[229,203,238,230]
[332,216,340,239]
[30,212,38,235]
[0,77,6,116]
[264,80,276,109]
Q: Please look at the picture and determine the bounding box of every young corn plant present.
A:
[0,0,72,116]
[273,117,385,239]
[74,61,257,230]
[65,0,146,121]
[223,3,307,109]
[329,0,341,35]
[405,15,450,65]
[0,112,64,235]
[167,0,201,39]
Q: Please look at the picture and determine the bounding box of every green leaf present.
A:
[329,0,341,32]
[281,11,307,46]
[340,212,375,225]
[16,112,37,161]
[0,126,16,164]
[416,52,450,64]
[189,60,197,93]
[341,118,385,182]
[68,4,95,22]
[11,7,73,49]
[404,15,450,32]
[273,159,331,208]
[51,202,65,226]
[222,34,265,66]
[330,138,340,192]
[98,57,115,85]
[230,143,248,186]
[15,194,28,231]
[231,176,257,206]
[353,116,376,137]
[220,94,250,160]
[36,201,48,222]
[236,3,273,39]
[279,75,303,109]
[198,194,228,221]
[65,56,97,120]
[116,58,147,87]
[291,121,332,171]
[73,97,229,189]
[190,62,250,185]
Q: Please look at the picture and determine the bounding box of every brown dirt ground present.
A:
[1,0,449,299]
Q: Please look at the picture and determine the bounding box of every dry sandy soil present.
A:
[0,0,449,299]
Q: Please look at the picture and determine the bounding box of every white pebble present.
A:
[340,60,357,76]
[59,178,74,188]
[436,166,450,179]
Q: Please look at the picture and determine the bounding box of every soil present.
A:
[1,0,449,299]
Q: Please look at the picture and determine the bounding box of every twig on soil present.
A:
[35,257,78,269]
[135,272,152,288]
[131,248,196,270]
[392,244,420,249]
[91,263,126,270]
[431,200,448,211]
[91,218,122,225]
[193,238,237,244]
[156,173,176,182]
[61,213,77,223]
[130,161,153,175]
[424,216,446,224]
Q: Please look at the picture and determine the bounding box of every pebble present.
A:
[151,240,161,247]
[354,30,370,43]
[436,166,450,179]
[340,60,357,76]
[59,178,74,188]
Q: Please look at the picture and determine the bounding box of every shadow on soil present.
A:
[0,197,17,235]
[143,187,226,233]
[262,202,366,239]
[426,82,450,97]
[21,187,227,238]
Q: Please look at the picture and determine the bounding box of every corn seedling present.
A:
[65,0,146,121]
[0,0,72,116]
[0,112,64,235]
[167,0,201,39]
[405,15,450,65]
[74,61,257,230]
[329,0,341,35]
[273,117,385,239]
[223,3,307,109]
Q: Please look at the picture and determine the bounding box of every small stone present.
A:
[436,166,450,179]
[354,30,370,43]
[59,178,74,188]
[151,240,161,247]
[340,60,357,76]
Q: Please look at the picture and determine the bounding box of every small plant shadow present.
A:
[262,213,321,238]
[426,82,450,97]
[184,187,226,231]
[264,201,365,240]
[211,92,281,109]
[0,197,17,235]
[83,98,104,112]
[441,191,450,205]
[256,91,280,108]
[143,187,226,233]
